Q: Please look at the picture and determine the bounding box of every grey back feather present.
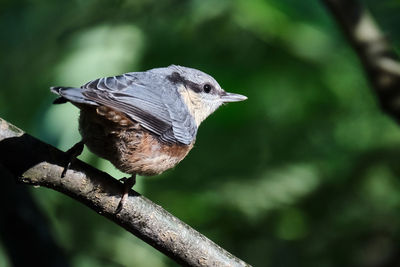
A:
[51,68,197,145]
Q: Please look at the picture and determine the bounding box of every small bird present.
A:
[51,65,247,212]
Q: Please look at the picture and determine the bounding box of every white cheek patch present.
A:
[178,85,218,126]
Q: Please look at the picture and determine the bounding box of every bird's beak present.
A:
[220,91,247,103]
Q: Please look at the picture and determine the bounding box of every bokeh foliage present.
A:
[1,0,400,266]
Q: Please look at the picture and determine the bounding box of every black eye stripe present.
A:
[167,72,202,93]
[166,72,216,94]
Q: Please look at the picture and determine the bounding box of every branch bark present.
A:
[0,117,250,267]
[322,0,400,122]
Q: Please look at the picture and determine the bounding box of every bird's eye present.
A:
[203,84,212,93]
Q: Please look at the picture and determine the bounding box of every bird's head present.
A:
[159,65,247,126]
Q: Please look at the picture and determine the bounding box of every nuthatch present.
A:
[51,65,247,212]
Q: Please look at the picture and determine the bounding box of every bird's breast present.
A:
[79,106,194,176]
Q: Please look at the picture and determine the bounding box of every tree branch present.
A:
[0,117,250,267]
[322,0,400,122]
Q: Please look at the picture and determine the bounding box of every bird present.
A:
[50,65,247,212]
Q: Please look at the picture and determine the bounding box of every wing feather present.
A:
[79,72,196,145]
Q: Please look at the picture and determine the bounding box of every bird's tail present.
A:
[50,86,97,105]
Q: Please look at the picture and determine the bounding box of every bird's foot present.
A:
[115,174,136,213]
[61,141,84,178]
[118,177,128,183]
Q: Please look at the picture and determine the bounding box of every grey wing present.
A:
[80,73,197,145]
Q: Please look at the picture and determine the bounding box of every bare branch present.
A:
[322,0,400,121]
[0,117,250,267]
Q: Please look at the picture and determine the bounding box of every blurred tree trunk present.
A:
[323,0,400,122]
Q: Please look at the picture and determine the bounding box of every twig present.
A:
[322,0,400,121]
[0,117,250,267]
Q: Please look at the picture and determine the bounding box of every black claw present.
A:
[119,177,128,183]
[115,175,136,213]
[115,201,123,214]
[61,162,70,178]
[61,141,84,178]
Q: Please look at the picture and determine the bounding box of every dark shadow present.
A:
[0,164,70,267]
[0,133,139,266]
[0,133,130,197]
[0,133,67,178]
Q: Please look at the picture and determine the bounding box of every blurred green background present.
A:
[1,0,400,266]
